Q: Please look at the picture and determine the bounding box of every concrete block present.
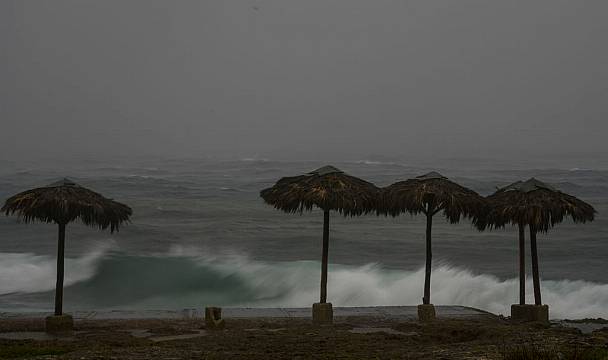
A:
[417,304,436,321]
[205,307,225,330]
[45,315,73,334]
[511,304,549,323]
[312,303,333,325]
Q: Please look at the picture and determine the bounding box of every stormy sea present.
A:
[1,157,607,319]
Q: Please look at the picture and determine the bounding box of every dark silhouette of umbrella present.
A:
[381,172,486,305]
[2,178,132,315]
[260,165,379,303]
[480,178,595,306]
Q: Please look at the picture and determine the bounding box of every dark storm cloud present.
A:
[1,1,607,162]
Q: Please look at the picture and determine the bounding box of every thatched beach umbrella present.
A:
[260,166,379,317]
[2,178,132,319]
[381,172,486,318]
[482,178,595,310]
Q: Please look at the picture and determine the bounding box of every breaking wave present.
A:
[1,247,607,319]
[0,246,110,294]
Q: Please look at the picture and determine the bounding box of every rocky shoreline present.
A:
[1,314,607,359]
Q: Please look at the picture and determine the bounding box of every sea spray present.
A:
[0,244,111,294]
[1,249,607,319]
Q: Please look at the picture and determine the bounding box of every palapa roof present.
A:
[380,171,487,223]
[2,178,132,232]
[481,178,596,232]
[260,165,380,215]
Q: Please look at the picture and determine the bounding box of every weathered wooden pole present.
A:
[529,225,542,305]
[320,209,330,303]
[55,223,66,316]
[423,204,433,305]
[518,224,526,305]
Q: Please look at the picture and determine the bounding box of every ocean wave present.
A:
[1,248,607,319]
[0,244,112,295]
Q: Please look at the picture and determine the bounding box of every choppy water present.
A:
[0,158,607,319]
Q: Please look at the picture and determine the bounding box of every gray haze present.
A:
[1,1,607,165]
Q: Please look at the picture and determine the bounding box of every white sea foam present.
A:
[175,248,608,319]
[0,244,112,295]
[224,260,608,319]
[1,248,607,319]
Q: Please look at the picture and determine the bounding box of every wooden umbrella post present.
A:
[320,209,330,304]
[529,225,542,306]
[46,222,74,334]
[54,223,66,316]
[423,206,433,305]
[518,224,525,305]
[313,209,333,325]
[418,201,437,321]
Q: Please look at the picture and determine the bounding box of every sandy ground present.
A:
[1,316,607,359]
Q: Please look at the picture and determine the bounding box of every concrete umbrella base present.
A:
[45,315,74,334]
[312,303,333,325]
[417,304,436,321]
[205,307,226,330]
[511,304,549,323]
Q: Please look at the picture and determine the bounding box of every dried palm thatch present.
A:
[2,178,132,231]
[482,178,595,232]
[2,178,132,316]
[260,166,380,306]
[481,178,596,306]
[260,165,379,216]
[379,172,487,307]
[380,172,487,223]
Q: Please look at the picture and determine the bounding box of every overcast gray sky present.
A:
[1,1,607,163]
